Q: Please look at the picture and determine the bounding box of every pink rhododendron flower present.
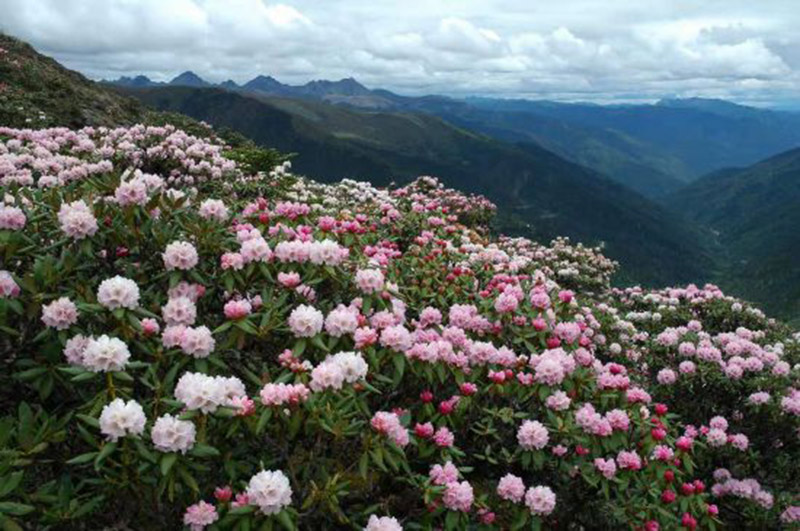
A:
[429,461,459,485]
[517,420,549,450]
[224,299,252,320]
[497,474,526,503]
[525,485,556,515]
[371,411,409,447]
[41,297,78,330]
[163,240,199,271]
[594,458,617,479]
[0,270,20,298]
[433,426,455,448]
[443,481,473,512]
[183,501,218,531]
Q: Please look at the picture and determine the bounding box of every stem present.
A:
[198,414,207,443]
[107,372,116,399]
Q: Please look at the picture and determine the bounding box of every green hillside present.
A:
[666,148,800,323]
[0,33,146,128]
[408,103,688,197]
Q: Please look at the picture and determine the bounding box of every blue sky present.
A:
[2,0,799,106]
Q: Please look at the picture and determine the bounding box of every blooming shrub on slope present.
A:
[0,125,797,530]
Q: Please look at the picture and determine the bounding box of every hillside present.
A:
[0,33,146,127]
[414,103,687,197]
[666,148,800,323]
[125,85,713,286]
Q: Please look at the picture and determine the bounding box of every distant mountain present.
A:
[242,75,287,93]
[169,71,209,87]
[468,97,800,182]
[111,74,159,88]
[301,77,372,97]
[0,33,147,127]
[655,97,768,119]
[106,70,800,196]
[412,101,687,197]
[125,85,713,286]
[666,148,800,322]
[219,80,239,90]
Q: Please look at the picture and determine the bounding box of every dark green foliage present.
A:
[665,148,800,324]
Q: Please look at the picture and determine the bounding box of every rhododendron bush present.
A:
[0,124,798,530]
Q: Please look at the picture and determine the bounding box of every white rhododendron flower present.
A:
[163,240,199,271]
[288,304,324,337]
[151,414,196,454]
[99,399,146,442]
[57,200,98,239]
[246,470,292,515]
[198,198,229,221]
[81,335,130,372]
[364,515,403,531]
[97,275,140,310]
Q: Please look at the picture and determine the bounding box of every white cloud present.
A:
[1,0,799,104]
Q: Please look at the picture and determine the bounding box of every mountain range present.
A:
[4,33,800,323]
[106,71,800,199]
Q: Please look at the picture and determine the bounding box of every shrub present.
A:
[0,124,797,530]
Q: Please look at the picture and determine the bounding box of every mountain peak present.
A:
[110,74,156,87]
[302,77,370,96]
[169,71,209,87]
[243,75,286,92]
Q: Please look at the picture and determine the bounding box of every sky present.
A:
[2,0,800,106]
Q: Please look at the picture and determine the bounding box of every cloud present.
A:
[1,0,799,105]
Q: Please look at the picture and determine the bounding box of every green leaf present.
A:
[311,335,329,352]
[228,505,256,516]
[178,410,199,421]
[392,354,405,386]
[13,367,48,382]
[292,339,306,357]
[177,466,199,493]
[70,372,96,382]
[275,510,295,531]
[112,371,134,382]
[191,443,220,458]
[0,472,23,498]
[358,452,369,479]
[94,442,117,469]
[0,503,34,516]
[0,514,24,531]
[256,409,272,435]
[213,321,234,335]
[77,414,100,429]
[511,508,529,530]
[160,453,178,476]
[445,510,458,531]
[16,403,33,449]
[66,452,98,465]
